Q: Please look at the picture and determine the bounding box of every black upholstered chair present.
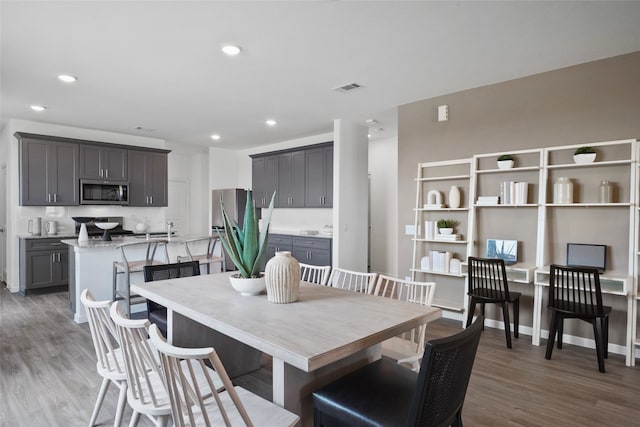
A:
[545,264,611,373]
[312,315,483,427]
[466,256,520,348]
[143,261,200,337]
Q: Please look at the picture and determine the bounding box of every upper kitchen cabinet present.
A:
[305,144,333,207]
[278,150,305,207]
[17,133,79,206]
[252,155,279,208]
[128,149,169,206]
[79,143,127,180]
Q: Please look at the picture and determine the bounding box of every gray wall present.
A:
[397,51,640,346]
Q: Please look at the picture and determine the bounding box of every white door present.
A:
[0,163,7,283]
[168,180,189,236]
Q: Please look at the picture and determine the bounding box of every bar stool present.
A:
[177,236,225,274]
[112,239,169,317]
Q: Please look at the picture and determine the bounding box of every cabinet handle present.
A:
[100,169,103,178]
[150,196,153,204]
[105,169,109,178]
[53,194,57,203]
[57,253,61,262]
[51,253,54,262]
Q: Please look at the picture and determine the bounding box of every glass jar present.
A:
[553,177,573,204]
[599,180,612,203]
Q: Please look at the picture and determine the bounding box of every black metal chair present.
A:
[143,261,200,337]
[545,264,611,373]
[312,316,483,427]
[466,256,520,348]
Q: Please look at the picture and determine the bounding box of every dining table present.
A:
[132,271,442,426]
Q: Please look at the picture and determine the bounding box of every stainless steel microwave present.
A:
[80,179,129,205]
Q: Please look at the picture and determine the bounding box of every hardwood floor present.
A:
[1,285,639,426]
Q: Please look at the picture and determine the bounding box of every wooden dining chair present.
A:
[371,274,437,371]
[466,256,520,348]
[300,263,331,285]
[327,267,378,293]
[177,236,225,274]
[147,323,300,427]
[109,301,225,426]
[312,315,483,427]
[143,261,200,338]
[81,289,128,427]
[546,264,611,373]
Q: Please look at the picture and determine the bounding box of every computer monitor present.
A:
[566,243,606,272]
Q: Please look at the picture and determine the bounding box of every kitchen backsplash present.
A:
[267,208,333,234]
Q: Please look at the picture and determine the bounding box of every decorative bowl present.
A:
[497,160,514,169]
[229,274,266,296]
[72,216,94,223]
[95,222,119,230]
[573,153,596,164]
[439,228,453,235]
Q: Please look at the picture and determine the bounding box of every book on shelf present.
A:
[428,250,452,273]
[434,234,462,241]
[499,181,528,205]
[424,220,439,240]
[476,196,500,205]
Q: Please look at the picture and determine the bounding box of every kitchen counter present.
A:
[268,229,333,239]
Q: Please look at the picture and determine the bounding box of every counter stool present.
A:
[177,236,225,274]
[112,239,169,317]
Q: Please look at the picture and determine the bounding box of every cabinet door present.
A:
[264,156,279,208]
[50,142,79,205]
[147,152,168,206]
[252,157,266,208]
[20,139,49,205]
[79,144,103,179]
[128,150,148,206]
[25,251,56,289]
[278,151,305,207]
[55,249,69,285]
[103,147,128,181]
[305,146,333,207]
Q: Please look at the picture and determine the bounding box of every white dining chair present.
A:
[109,302,225,427]
[148,323,300,427]
[371,274,437,371]
[81,289,128,427]
[327,267,378,294]
[300,263,331,285]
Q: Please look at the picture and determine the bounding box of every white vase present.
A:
[553,177,573,204]
[449,186,461,208]
[265,251,300,303]
[229,274,266,296]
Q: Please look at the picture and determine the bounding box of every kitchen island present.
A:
[62,235,222,323]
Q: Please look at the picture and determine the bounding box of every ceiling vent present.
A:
[333,82,363,93]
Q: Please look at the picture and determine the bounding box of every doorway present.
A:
[0,163,6,283]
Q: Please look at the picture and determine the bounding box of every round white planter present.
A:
[573,153,596,164]
[439,228,453,235]
[497,160,514,169]
[229,274,266,296]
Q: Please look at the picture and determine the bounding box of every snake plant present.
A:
[216,190,275,278]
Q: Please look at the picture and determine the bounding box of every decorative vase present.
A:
[229,274,266,296]
[553,177,573,204]
[265,251,300,304]
[448,186,461,208]
[599,180,613,203]
[497,160,514,169]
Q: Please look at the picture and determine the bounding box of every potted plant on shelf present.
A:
[497,154,515,169]
[437,219,457,235]
[573,146,596,164]
[216,190,275,295]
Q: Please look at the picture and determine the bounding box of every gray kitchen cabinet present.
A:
[305,145,333,207]
[292,236,332,266]
[128,149,168,206]
[19,238,69,295]
[278,150,305,207]
[79,143,127,180]
[262,234,293,270]
[18,134,79,206]
[252,155,279,208]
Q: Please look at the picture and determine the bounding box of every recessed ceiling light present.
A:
[30,105,46,112]
[365,119,377,126]
[58,74,77,83]
[221,45,242,56]
[265,119,277,127]
[211,134,221,141]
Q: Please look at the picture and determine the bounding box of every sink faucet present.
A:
[167,221,174,241]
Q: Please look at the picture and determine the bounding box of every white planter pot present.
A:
[497,160,514,169]
[229,274,266,296]
[573,153,596,164]
[439,228,453,235]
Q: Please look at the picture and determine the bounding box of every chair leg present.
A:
[513,298,520,339]
[604,315,609,358]
[156,415,170,427]
[88,377,110,426]
[593,318,606,373]
[129,411,141,427]
[545,311,558,360]
[113,381,127,427]
[465,298,476,328]
[125,272,131,318]
[501,302,512,349]
[557,316,563,349]
[480,303,486,330]
[452,409,463,427]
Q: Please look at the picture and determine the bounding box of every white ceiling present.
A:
[2,1,640,150]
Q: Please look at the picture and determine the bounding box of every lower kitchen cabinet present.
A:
[19,238,69,295]
[262,234,333,270]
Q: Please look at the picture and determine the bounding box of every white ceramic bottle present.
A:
[265,251,300,304]
[449,186,461,208]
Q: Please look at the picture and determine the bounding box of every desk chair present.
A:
[177,236,225,274]
[466,256,520,348]
[312,315,483,427]
[143,261,200,338]
[112,239,169,317]
[300,263,331,285]
[148,323,299,427]
[327,267,378,294]
[545,264,611,373]
[371,274,437,371]
[81,290,128,427]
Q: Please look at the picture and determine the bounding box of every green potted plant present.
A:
[216,190,275,295]
[573,146,596,164]
[437,219,457,235]
[497,154,515,169]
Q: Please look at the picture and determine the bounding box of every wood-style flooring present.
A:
[1,285,639,426]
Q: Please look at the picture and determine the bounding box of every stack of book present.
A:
[500,181,528,205]
[424,221,439,239]
[476,196,500,205]
[428,250,452,272]
[434,233,462,241]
